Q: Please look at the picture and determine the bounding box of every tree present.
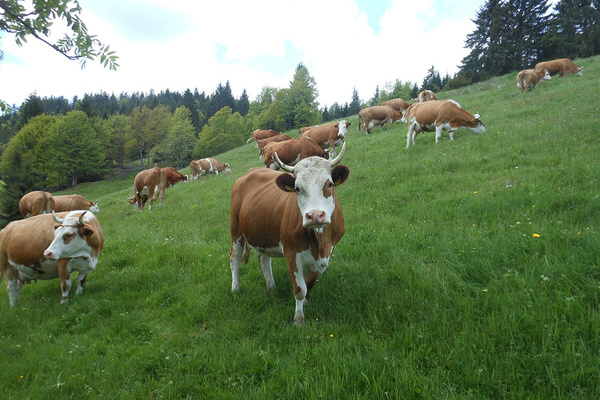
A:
[349,87,361,113]
[209,81,235,117]
[422,65,443,92]
[40,111,106,187]
[236,89,250,117]
[151,106,196,169]
[103,114,127,168]
[125,105,171,167]
[182,88,202,133]
[193,106,248,158]
[0,0,119,112]
[15,93,44,130]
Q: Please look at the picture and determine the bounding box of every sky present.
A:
[0,0,491,109]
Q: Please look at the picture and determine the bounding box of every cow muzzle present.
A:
[305,210,329,229]
[43,249,57,260]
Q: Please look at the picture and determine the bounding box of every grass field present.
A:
[1,56,599,399]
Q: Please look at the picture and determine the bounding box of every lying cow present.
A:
[417,89,437,103]
[406,100,486,148]
[358,105,404,134]
[189,158,231,180]
[262,137,328,170]
[517,69,551,92]
[128,166,186,210]
[230,142,350,325]
[53,194,100,213]
[301,120,350,156]
[247,129,281,148]
[0,210,104,307]
[258,134,292,160]
[535,58,583,77]
[18,190,55,218]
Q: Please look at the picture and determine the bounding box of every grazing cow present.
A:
[517,69,551,92]
[189,158,232,180]
[162,166,188,186]
[128,166,185,210]
[358,105,404,134]
[406,100,486,148]
[18,191,55,218]
[535,58,583,77]
[299,125,317,135]
[247,129,281,148]
[418,90,437,103]
[230,142,350,325]
[380,98,411,117]
[258,134,292,160]
[301,120,350,156]
[53,194,100,213]
[0,210,104,307]
[262,137,329,170]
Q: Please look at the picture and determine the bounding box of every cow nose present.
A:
[306,210,326,225]
[43,250,54,259]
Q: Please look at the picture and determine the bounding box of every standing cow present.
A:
[262,137,329,170]
[53,194,100,213]
[230,142,350,325]
[358,105,405,134]
[517,69,551,92]
[189,158,231,180]
[301,120,350,156]
[535,58,583,77]
[247,129,281,148]
[406,100,486,148]
[417,90,437,103]
[18,191,55,218]
[0,210,104,307]
[128,166,186,210]
[380,98,411,116]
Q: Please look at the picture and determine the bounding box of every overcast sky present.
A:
[1,0,492,109]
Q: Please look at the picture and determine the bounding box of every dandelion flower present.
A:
[533,233,541,238]
[330,334,334,338]
[474,191,479,194]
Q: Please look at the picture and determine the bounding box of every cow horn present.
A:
[274,151,295,173]
[330,141,347,167]
[77,211,88,226]
[52,210,64,224]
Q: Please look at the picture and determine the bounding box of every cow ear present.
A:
[275,173,296,192]
[332,165,350,186]
[346,122,352,128]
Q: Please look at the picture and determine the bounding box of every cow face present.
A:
[90,201,100,213]
[44,211,96,260]
[338,120,350,138]
[276,156,349,232]
[470,114,486,134]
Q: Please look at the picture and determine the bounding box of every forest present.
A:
[0,0,598,226]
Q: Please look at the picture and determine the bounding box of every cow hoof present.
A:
[231,284,240,293]
[60,298,69,305]
[294,316,306,326]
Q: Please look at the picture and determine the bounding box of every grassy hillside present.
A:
[1,56,599,399]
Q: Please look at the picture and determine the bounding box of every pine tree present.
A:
[15,93,44,130]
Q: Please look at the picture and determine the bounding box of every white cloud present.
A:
[0,0,481,108]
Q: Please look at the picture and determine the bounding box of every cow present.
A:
[18,191,55,218]
[417,90,437,103]
[301,120,350,156]
[128,166,186,210]
[230,142,350,325]
[517,68,551,92]
[380,98,411,117]
[53,194,100,213]
[535,58,583,77]
[189,158,232,180]
[0,210,104,307]
[262,137,329,170]
[406,100,486,148]
[358,105,405,134]
[299,125,317,135]
[247,129,281,148]
[258,134,293,160]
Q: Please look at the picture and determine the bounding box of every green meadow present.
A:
[1,56,599,399]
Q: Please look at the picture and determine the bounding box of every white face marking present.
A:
[90,203,100,213]
[338,120,348,137]
[292,158,336,228]
[44,212,95,261]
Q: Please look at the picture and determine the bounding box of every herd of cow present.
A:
[0,57,583,324]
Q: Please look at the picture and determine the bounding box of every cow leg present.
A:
[305,269,319,301]
[259,254,275,292]
[449,129,455,141]
[230,236,244,292]
[287,254,307,326]
[407,124,415,148]
[147,186,155,210]
[435,125,444,142]
[57,259,72,304]
[75,272,88,295]
[7,279,23,307]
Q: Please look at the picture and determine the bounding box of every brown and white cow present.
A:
[257,134,292,159]
[535,58,583,77]
[0,210,104,307]
[262,137,329,170]
[18,191,55,218]
[417,89,437,103]
[358,105,405,134]
[230,142,350,325]
[189,158,231,180]
[128,166,186,210]
[380,98,411,116]
[299,125,317,135]
[406,100,486,148]
[516,68,551,92]
[301,120,350,156]
[53,194,100,213]
[247,129,281,148]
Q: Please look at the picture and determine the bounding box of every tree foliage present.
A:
[151,106,196,169]
[193,107,248,159]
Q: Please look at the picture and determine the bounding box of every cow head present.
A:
[470,114,486,134]
[337,120,350,138]
[90,201,100,213]
[274,142,350,232]
[541,69,551,82]
[44,211,97,260]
